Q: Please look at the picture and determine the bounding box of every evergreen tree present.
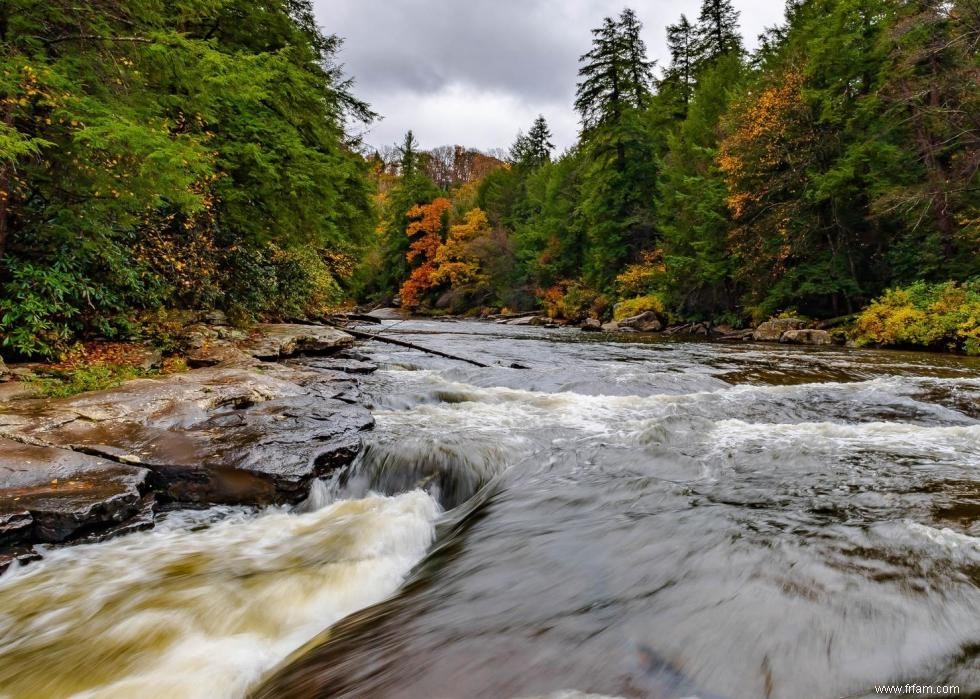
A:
[618,8,656,110]
[870,0,980,276]
[661,14,698,117]
[574,9,654,133]
[575,17,626,133]
[0,0,376,357]
[511,116,555,168]
[398,130,422,178]
[573,9,660,287]
[694,0,744,66]
[656,54,744,318]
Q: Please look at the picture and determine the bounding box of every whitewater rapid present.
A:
[0,490,439,698]
[2,320,979,698]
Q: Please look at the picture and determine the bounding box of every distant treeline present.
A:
[361,0,978,350]
[2,0,977,359]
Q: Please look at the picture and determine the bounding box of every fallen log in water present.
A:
[341,327,528,369]
[342,327,492,367]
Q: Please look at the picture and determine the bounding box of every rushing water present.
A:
[2,321,980,699]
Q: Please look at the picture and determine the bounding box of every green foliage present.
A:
[0,0,375,358]
[851,281,980,354]
[27,364,144,399]
[541,281,608,322]
[511,116,555,168]
[656,54,743,319]
[4,1,975,355]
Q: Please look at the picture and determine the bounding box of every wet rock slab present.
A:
[0,330,373,566]
[780,329,834,346]
[753,318,807,342]
[1,367,373,507]
[0,438,149,545]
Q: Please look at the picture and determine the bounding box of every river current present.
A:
[1,320,979,698]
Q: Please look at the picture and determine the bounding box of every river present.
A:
[1,320,979,698]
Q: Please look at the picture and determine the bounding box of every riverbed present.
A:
[2,320,979,698]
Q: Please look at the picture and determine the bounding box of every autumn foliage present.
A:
[400,198,451,308]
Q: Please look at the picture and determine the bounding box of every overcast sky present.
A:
[315,1,788,153]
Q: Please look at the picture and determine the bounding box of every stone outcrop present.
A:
[619,311,664,333]
[0,325,372,570]
[780,329,834,346]
[0,439,149,545]
[245,324,355,360]
[752,318,807,342]
[580,318,602,332]
[601,321,620,332]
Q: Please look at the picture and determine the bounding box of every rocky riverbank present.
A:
[487,310,842,346]
[0,324,377,572]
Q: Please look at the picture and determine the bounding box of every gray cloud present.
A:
[317,0,788,151]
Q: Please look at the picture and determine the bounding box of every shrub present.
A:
[613,294,666,322]
[540,281,608,321]
[851,280,980,354]
[27,363,141,399]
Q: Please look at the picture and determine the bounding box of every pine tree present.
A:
[661,14,698,116]
[618,8,656,110]
[574,9,654,133]
[398,130,421,179]
[573,8,659,288]
[511,116,555,168]
[872,0,980,271]
[575,17,625,133]
[694,0,744,66]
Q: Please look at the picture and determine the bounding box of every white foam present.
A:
[0,491,441,699]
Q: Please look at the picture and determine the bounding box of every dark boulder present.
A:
[0,438,149,544]
[753,318,807,342]
[619,312,663,333]
[780,329,834,346]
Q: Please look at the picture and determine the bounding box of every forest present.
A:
[1,0,978,359]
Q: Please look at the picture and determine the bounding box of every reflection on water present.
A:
[2,321,980,698]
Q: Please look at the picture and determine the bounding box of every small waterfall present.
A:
[331,436,512,510]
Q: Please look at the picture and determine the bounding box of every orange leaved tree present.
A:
[400,198,451,308]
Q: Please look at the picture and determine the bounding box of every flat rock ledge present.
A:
[0,325,375,572]
[245,324,355,360]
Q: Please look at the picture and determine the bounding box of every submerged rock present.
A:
[753,318,807,342]
[246,324,355,360]
[780,329,834,346]
[297,356,379,375]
